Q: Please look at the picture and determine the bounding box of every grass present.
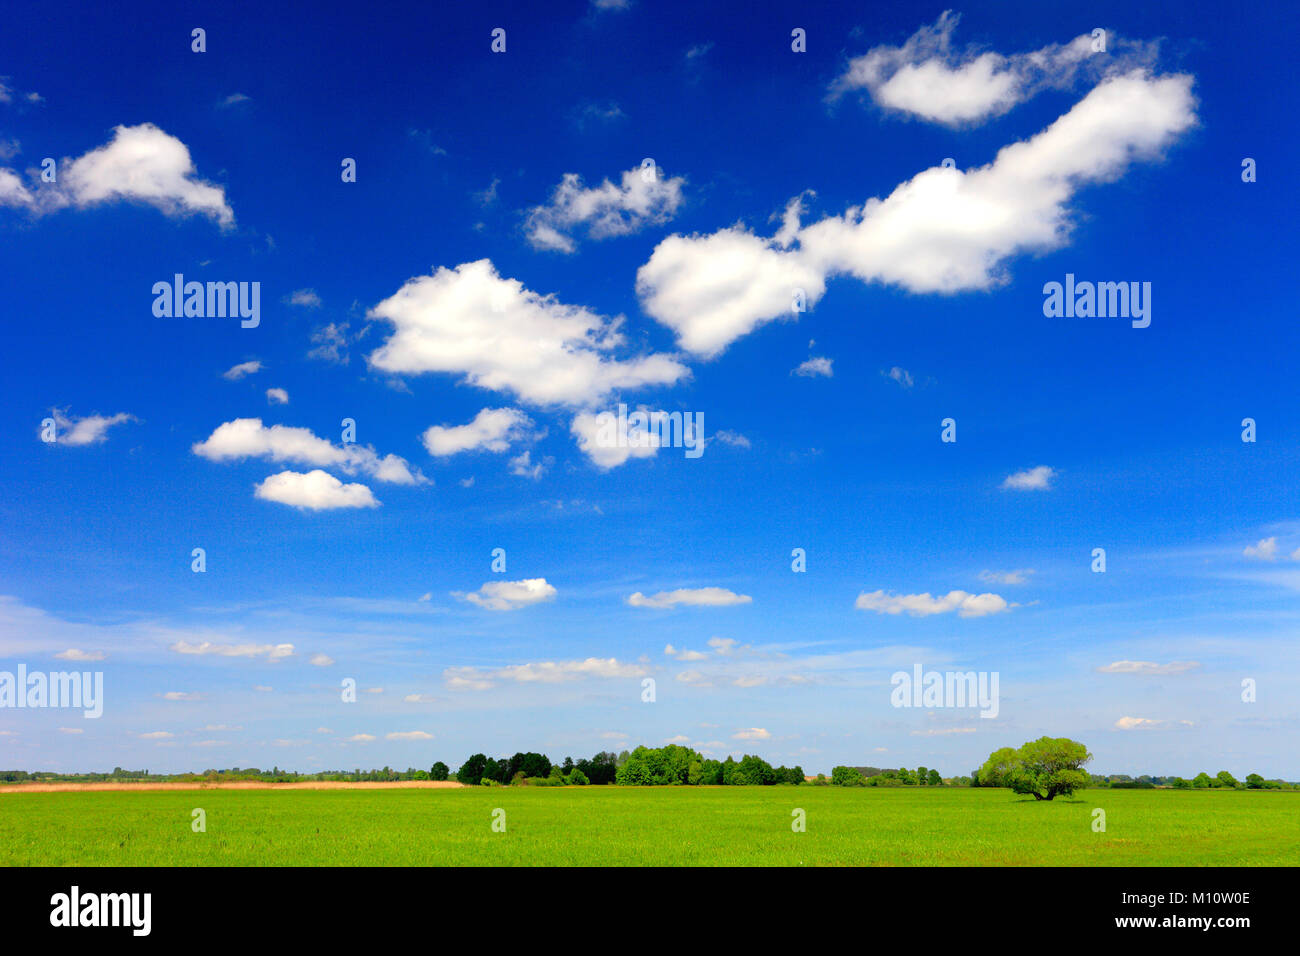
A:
[0,786,1295,866]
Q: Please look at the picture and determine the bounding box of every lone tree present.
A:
[978,737,1092,800]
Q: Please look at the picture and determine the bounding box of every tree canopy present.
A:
[978,737,1092,800]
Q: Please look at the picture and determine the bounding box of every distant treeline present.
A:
[3,759,1296,789]
[456,747,806,787]
[0,765,449,784]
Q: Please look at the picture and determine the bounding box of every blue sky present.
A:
[2,0,1298,778]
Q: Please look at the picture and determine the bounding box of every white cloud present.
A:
[1001,466,1054,491]
[638,71,1195,357]
[675,670,710,686]
[885,366,915,388]
[311,654,335,667]
[713,430,750,449]
[627,587,752,609]
[422,407,536,457]
[48,409,136,446]
[54,649,106,662]
[509,450,547,479]
[855,589,1011,618]
[1097,660,1200,675]
[637,221,826,358]
[367,259,688,407]
[1244,537,1278,561]
[665,644,708,661]
[218,93,251,108]
[570,410,668,469]
[830,12,1158,126]
[0,167,33,207]
[525,166,685,252]
[139,731,174,740]
[170,640,295,660]
[222,360,262,380]
[347,734,375,742]
[1114,716,1193,730]
[162,691,199,701]
[255,470,380,511]
[287,288,322,308]
[307,323,352,364]
[794,357,833,377]
[444,657,646,689]
[733,727,771,741]
[266,387,289,405]
[707,637,738,655]
[59,727,84,734]
[979,569,1033,585]
[404,694,438,703]
[193,418,424,485]
[459,578,557,611]
[51,123,234,227]
[386,731,434,740]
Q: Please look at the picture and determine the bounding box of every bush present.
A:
[566,769,589,786]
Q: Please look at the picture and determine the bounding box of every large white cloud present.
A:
[193,418,425,485]
[636,223,825,358]
[47,123,233,226]
[525,166,686,252]
[366,259,688,407]
[637,70,1195,358]
[422,407,536,456]
[254,469,380,510]
[830,11,1157,126]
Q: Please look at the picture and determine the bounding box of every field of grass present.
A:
[1,786,1296,866]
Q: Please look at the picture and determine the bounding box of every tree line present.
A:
[454,746,805,787]
[3,740,1294,789]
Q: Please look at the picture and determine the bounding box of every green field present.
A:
[1,787,1296,866]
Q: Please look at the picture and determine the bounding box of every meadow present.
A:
[1,786,1295,866]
